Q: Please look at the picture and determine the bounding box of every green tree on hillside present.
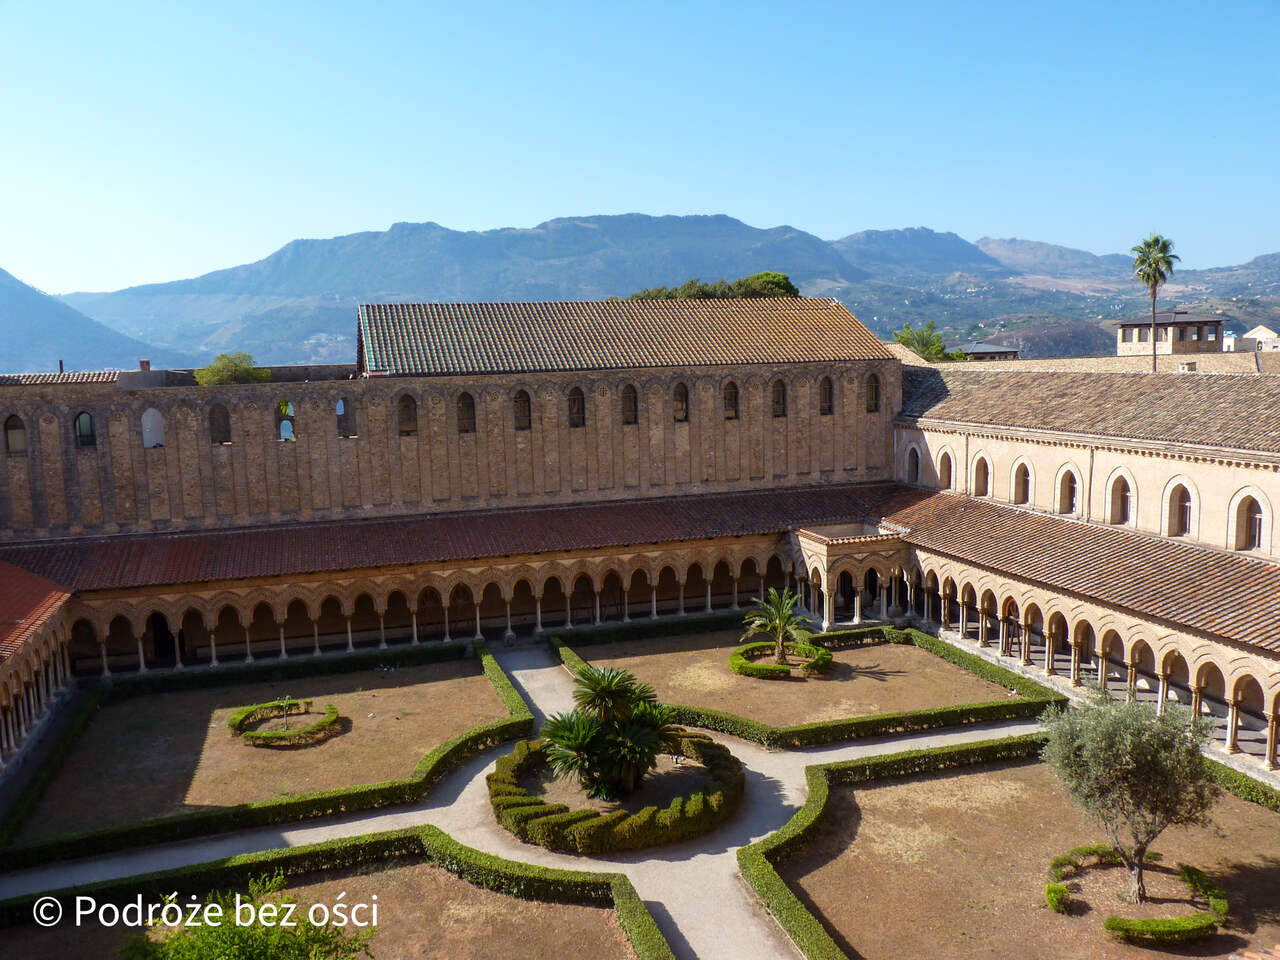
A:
[1041,694,1219,903]
[893,320,969,361]
[1131,234,1180,373]
[194,352,272,386]
[623,270,800,300]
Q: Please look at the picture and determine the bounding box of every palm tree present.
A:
[1131,234,1181,373]
[742,586,811,665]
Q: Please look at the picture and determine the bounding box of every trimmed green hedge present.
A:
[1208,756,1280,814]
[729,641,833,679]
[552,626,1064,750]
[227,698,343,747]
[488,732,744,854]
[548,610,744,648]
[0,646,534,871]
[1103,912,1220,945]
[1044,882,1070,913]
[0,823,677,959]
[738,734,1049,960]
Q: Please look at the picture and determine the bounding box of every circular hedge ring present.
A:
[487,730,745,854]
[729,640,833,680]
[227,698,344,748]
[1043,845,1228,946]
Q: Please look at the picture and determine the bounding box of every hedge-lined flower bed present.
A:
[550,627,1065,749]
[0,645,534,871]
[487,732,745,854]
[729,641,833,679]
[1102,864,1228,946]
[737,734,1050,960]
[227,698,343,748]
[0,823,677,959]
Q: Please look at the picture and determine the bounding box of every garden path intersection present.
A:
[0,645,1040,960]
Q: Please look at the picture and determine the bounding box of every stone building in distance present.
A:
[0,297,1277,779]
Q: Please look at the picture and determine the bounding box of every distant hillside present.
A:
[61,215,867,364]
[0,267,190,373]
[974,237,1131,279]
[979,319,1117,359]
[833,227,1006,277]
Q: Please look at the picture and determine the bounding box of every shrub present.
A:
[226,699,343,748]
[728,641,833,679]
[1044,882,1070,913]
[1179,863,1229,920]
[488,733,744,854]
[1103,912,1219,945]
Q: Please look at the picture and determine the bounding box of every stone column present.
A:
[941,593,951,629]
[312,620,321,656]
[731,578,739,610]
[136,632,148,673]
[997,616,1007,654]
[759,579,765,602]
[622,591,631,622]
[1069,642,1082,686]
[593,591,601,626]
[1020,622,1032,666]
[678,580,686,616]
[958,602,968,639]
[279,624,289,659]
[822,586,834,632]
[1226,700,1240,753]
[244,626,255,663]
[650,586,658,620]
[504,600,515,640]
[173,633,184,670]
[1265,714,1278,770]
[473,602,483,641]
[443,607,451,643]
[534,596,543,633]
[1190,684,1202,717]
[1126,663,1137,702]
[880,584,889,621]
[1156,673,1170,715]
[705,580,712,613]
[411,611,419,645]
[344,619,354,653]
[378,614,387,650]
[566,594,573,629]
[977,610,988,646]
[853,589,862,624]
[906,582,916,620]
[1043,631,1055,675]
[208,633,218,667]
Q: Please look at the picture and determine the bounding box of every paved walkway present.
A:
[0,646,1040,960]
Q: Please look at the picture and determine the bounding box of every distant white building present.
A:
[1226,325,1280,352]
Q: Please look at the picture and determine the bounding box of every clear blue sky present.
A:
[2,0,1277,292]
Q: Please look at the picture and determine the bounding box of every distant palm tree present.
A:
[1131,234,1181,373]
[742,587,811,665]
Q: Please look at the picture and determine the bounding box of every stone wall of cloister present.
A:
[0,607,72,771]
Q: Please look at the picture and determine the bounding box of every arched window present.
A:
[141,408,165,449]
[3,415,26,455]
[567,387,586,428]
[673,383,689,423]
[1110,476,1132,525]
[723,381,739,420]
[397,395,418,436]
[276,400,295,441]
[973,457,990,497]
[771,380,787,418]
[513,390,532,431]
[1169,485,1192,537]
[907,448,920,484]
[336,397,357,438]
[1236,496,1264,551]
[74,411,96,448]
[621,385,638,425]
[457,392,476,434]
[865,374,881,414]
[208,404,231,444]
[1058,471,1078,515]
[938,452,952,489]
[1013,464,1030,505]
[819,376,834,416]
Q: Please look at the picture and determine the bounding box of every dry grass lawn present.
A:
[582,629,1013,727]
[779,761,1280,960]
[19,659,508,843]
[1,860,638,960]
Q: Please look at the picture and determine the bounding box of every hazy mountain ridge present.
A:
[26,214,1280,368]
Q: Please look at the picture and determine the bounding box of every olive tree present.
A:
[1041,694,1219,902]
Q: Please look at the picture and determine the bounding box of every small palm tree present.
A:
[1131,234,1181,373]
[742,587,811,665]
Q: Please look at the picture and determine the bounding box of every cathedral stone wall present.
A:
[0,359,900,540]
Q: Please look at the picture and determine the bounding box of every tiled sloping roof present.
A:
[899,367,1280,454]
[858,487,1280,650]
[0,371,119,386]
[357,298,890,376]
[0,560,69,662]
[0,486,871,592]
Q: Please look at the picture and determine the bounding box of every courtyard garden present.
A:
[13,656,512,843]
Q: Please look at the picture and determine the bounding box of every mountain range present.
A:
[2,214,1278,372]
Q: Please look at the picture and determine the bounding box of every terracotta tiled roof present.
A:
[2,484,1277,651]
[357,298,890,376]
[0,371,119,386]
[857,486,1280,650]
[0,560,69,662]
[899,366,1280,453]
